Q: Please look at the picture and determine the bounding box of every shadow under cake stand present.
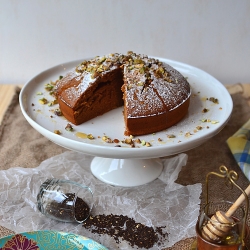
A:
[19,58,233,187]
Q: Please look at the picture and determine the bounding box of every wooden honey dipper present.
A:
[201,184,250,243]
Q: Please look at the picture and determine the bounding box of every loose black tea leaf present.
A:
[82,214,168,249]
[46,192,90,222]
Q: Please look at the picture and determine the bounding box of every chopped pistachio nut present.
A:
[102,135,112,143]
[39,98,48,105]
[45,83,54,91]
[102,135,109,141]
[209,97,219,104]
[105,138,112,143]
[65,123,73,131]
[54,130,61,135]
[196,125,203,130]
[54,109,63,116]
[87,134,95,140]
[124,138,133,144]
[201,119,211,123]
[91,71,99,79]
[202,108,209,113]
[185,132,192,137]
[139,67,145,74]
[211,120,219,124]
[49,90,57,97]
[127,84,133,90]
[141,140,146,146]
[167,134,176,138]
[36,92,43,95]
[135,138,141,143]
[99,56,106,63]
[48,99,58,106]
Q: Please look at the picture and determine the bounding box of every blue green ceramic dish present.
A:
[0,230,108,250]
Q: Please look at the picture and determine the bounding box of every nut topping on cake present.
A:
[56,51,191,136]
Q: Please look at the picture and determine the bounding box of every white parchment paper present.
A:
[0,151,201,249]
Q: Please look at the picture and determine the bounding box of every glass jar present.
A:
[37,179,94,223]
[194,201,249,250]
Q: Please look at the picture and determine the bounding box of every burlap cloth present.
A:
[0,84,250,249]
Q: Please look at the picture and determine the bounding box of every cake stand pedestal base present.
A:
[90,157,163,187]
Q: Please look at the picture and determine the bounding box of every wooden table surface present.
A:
[0,85,22,124]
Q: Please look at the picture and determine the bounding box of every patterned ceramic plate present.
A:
[0,230,108,250]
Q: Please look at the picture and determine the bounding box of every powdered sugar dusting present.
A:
[122,53,191,118]
[125,86,166,118]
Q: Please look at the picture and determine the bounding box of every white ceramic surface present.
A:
[19,57,233,186]
[90,157,163,187]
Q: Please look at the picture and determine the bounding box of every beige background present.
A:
[0,0,250,85]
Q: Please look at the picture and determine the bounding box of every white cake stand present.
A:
[19,57,233,187]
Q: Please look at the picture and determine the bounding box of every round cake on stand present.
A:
[19,58,233,187]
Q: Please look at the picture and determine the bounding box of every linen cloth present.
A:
[1,84,250,249]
